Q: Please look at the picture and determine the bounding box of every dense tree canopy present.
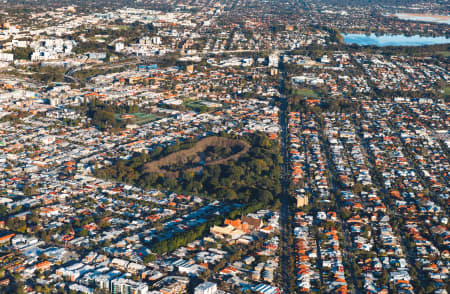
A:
[95,133,282,207]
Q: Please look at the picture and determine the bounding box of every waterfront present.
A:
[393,13,450,25]
[343,33,450,46]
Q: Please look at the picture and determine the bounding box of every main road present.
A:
[278,71,294,294]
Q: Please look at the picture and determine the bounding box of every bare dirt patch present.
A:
[144,136,250,177]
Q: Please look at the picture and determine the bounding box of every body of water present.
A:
[394,13,450,25]
[342,33,450,47]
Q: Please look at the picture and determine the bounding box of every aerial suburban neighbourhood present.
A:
[0,0,448,293]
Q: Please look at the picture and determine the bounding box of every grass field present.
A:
[116,112,165,125]
[443,86,450,97]
[183,99,224,112]
[292,88,319,98]
[184,100,208,111]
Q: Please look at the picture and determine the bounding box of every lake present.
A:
[393,13,450,25]
[342,33,450,47]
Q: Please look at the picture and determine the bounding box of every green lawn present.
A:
[116,112,165,125]
[438,51,450,57]
[443,86,450,98]
[292,88,319,98]
[184,100,207,111]
[183,100,223,112]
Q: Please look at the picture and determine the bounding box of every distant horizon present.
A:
[393,13,450,25]
[343,32,450,46]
